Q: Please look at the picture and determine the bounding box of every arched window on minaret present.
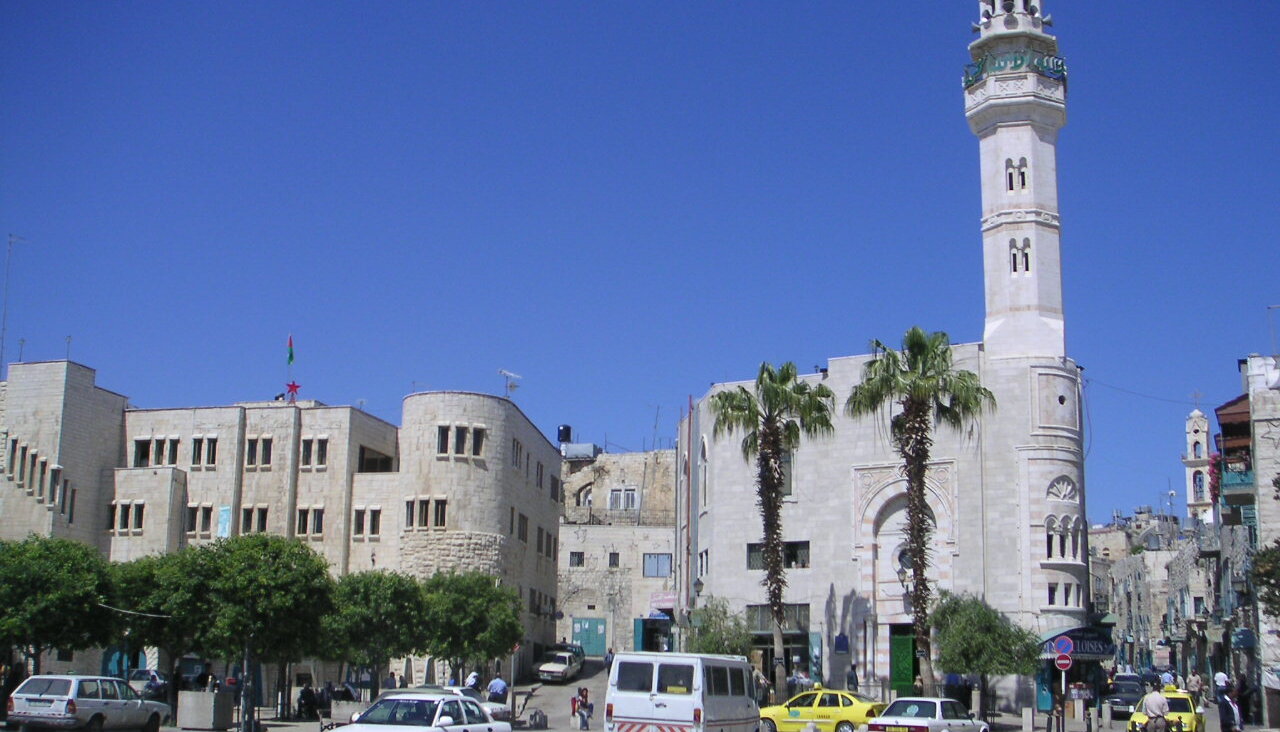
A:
[1058,526,1067,558]
[1045,516,1057,558]
[1070,519,1080,559]
[1010,239,1020,273]
[1005,159,1016,193]
[1193,441,1202,459]
[1193,471,1205,503]
[1017,157,1028,190]
[1022,238,1032,272]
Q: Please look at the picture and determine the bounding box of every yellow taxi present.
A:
[760,687,887,732]
[1128,688,1204,732]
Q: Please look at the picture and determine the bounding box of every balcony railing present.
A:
[1222,469,1255,506]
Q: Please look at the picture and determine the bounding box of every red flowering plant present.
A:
[1208,452,1223,504]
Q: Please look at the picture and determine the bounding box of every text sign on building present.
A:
[963,50,1067,88]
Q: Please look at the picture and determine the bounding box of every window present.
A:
[316,438,327,466]
[246,438,258,466]
[657,664,694,695]
[510,506,515,534]
[200,506,212,533]
[406,501,415,529]
[186,506,198,533]
[261,438,272,466]
[107,504,117,531]
[472,428,485,456]
[368,508,381,536]
[536,462,544,489]
[133,503,144,530]
[193,437,205,466]
[1193,441,1203,459]
[68,487,76,524]
[301,438,329,468]
[569,552,585,567]
[780,451,793,496]
[511,439,523,468]
[518,514,528,542]
[301,439,313,466]
[297,508,310,535]
[698,550,709,577]
[254,507,267,532]
[1193,471,1206,502]
[643,553,673,577]
[167,439,179,466]
[1048,583,1058,606]
[312,508,324,535]
[433,500,447,527]
[609,552,620,568]
[206,438,217,466]
[550,476,560,503]
[242,508,254,534]
[134,439,151,468]
[119,503,131,530]
[617,662,654,692]
[418,499,430,527]
[746,541,810,569]
[537,526,544,554]
[354,509,366,536]
[454,426,468,455]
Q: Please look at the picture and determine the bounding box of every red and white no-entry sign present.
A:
[1054,653,1072,671]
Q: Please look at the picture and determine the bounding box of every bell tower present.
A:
[965,0,1067,359]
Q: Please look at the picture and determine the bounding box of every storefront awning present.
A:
[1038,625,1117,661]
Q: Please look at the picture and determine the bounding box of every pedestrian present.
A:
[1160,669,1174,688]
[465,670,480,691]
[604,648,615,670]
[486,673,508,704]
[1214,669,1230,704]
[1219,686,1243,732]
[752,667,769,706]
[1140,684,1170,732]
[1187,671,1203,708]
[298,682,318,720]
[572,687,592,730]
[386,671,397,690]
[846,663,859,692]
[399,674,408,689]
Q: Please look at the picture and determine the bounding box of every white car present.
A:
[347,690,511,732]
[867,697,989,732]
[7,675,172,732]
[536,651,582,683]
[442,686,510,721]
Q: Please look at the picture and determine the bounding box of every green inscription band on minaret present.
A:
[964,50,1067,88]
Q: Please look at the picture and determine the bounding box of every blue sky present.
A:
[1,2,1276,524]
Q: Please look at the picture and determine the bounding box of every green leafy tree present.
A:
[0,535,114,672]
[845,327,994,696]
[687,596,753,657]
[110,548,218,712]
[711,361,835,698]
[420,572,522,683]
[931,592,1039,712]
[200,535,335,732]
[1252,539,1280,621]
[323,571,431,698]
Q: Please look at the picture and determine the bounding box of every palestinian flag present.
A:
[288,335,295,365]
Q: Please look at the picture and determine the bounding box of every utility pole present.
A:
[1,234,28,380]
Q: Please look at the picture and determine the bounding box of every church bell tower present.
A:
[965,0,1067,359]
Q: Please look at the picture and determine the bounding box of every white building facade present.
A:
[676,0,1087,702]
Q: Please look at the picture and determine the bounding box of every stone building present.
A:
[0,359,562,680]
[557,449,677,656]
[675,0,1087,704]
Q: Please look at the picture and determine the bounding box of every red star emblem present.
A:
[286,381,301,399]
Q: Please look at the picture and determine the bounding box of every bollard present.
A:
[1102,704,1112,730]
[1022,707,1034,732]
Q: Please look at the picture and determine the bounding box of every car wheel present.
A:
[143,713,161,732]
[762,719,777,732]
[84,715,104,732]
[836,722,855,732]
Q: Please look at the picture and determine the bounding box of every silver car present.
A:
[7,675,172,732]
[346,690,511,732]
[868,697,989,732]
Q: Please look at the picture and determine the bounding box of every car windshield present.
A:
[16,678,72,697]
[455,689,482,702]
[1168,698,1193,713]
[1110,683,1142,695]
[883,700,937,719]
[358,698,441,725]
[542,653,570,665]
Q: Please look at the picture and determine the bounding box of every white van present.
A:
[605,652,760,732]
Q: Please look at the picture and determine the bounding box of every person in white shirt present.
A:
[1141,687,1170,732]
[1215,671,1230,703]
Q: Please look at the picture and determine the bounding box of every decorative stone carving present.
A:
[981,208,1061,232]
[1047,475,1078,502]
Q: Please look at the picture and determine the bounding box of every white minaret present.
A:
[1183,409,1215,524]
[965,0,1067,359]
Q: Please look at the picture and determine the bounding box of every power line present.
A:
[1084,377,1204,407]
[98,602,171,619]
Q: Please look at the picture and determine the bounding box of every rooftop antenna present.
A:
[499,369,522,398]
[1,234,29,379]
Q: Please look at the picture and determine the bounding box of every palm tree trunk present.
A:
[898,399,937,696]
[758,429,789,703]
[772,622,786,705]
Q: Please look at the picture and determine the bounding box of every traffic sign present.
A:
[1053,635,1074,655]
[1054,653,1072,671]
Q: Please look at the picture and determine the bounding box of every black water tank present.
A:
[557,425,572,443]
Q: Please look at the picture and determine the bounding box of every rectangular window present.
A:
[192,438,204,466]
[418,499,431,527]
[518,514,528,542]
[537,462,544,489]
[153,439,165,465]
[68,487,76,524]
[609,489,622,510]
[1048,583,1058,606]
[246,438,258,467]
[260,438,272,466]
[119,503,130,531]
[167,439,179,466]
[406,500,415,528]
[256,507,268,533]
[186,506,198,533]
[301,439,313,467]
[510,507,515,534]
[550,476,560,503]
[569,551,585,567]
[200,506,212,533]
[536,527,544,554]
[609,552,620,568]
[548,536,556,558]
[454,426,468,455]
[108,504,117,531]
[780,451,793,496]
[745,603,810,632]
[242,508,253,534]
[206,437,217,466]
[316,438,327,466]
[433,500,447,527]
[133,503,144,530]
[297,508,310,535]
[369,508,381,536]
[624,488,637,509]
[643,553,673,578]
[437,426,450,454]
[746,541,810,570]
[472,429,485,456]
[354,509,366,536]
[134,440,151,468]
[312,508,324,535]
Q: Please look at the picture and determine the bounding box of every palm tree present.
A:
[844,327,994,696]
[710,361,834,701]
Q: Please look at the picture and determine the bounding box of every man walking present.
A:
[1140,684,1170,732]
[1187,671,1203,708]
[1215,670,1230,704]
[486,673,508,704]
[1219,687,1243,732]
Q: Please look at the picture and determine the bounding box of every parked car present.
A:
[760,688,886,732]
[1102,681,1146,719]
[443,686,510,721]
[554,642,587,665]
[1128,690,1204,732]
[7,675,172,732]
[537,651,583,683]
[867,697,989,732]
[345,689,511,732]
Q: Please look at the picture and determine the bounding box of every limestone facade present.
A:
[0,361,562,678]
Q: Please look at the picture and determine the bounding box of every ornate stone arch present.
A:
[1046,474,1078,502]
[852,461,957,551]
